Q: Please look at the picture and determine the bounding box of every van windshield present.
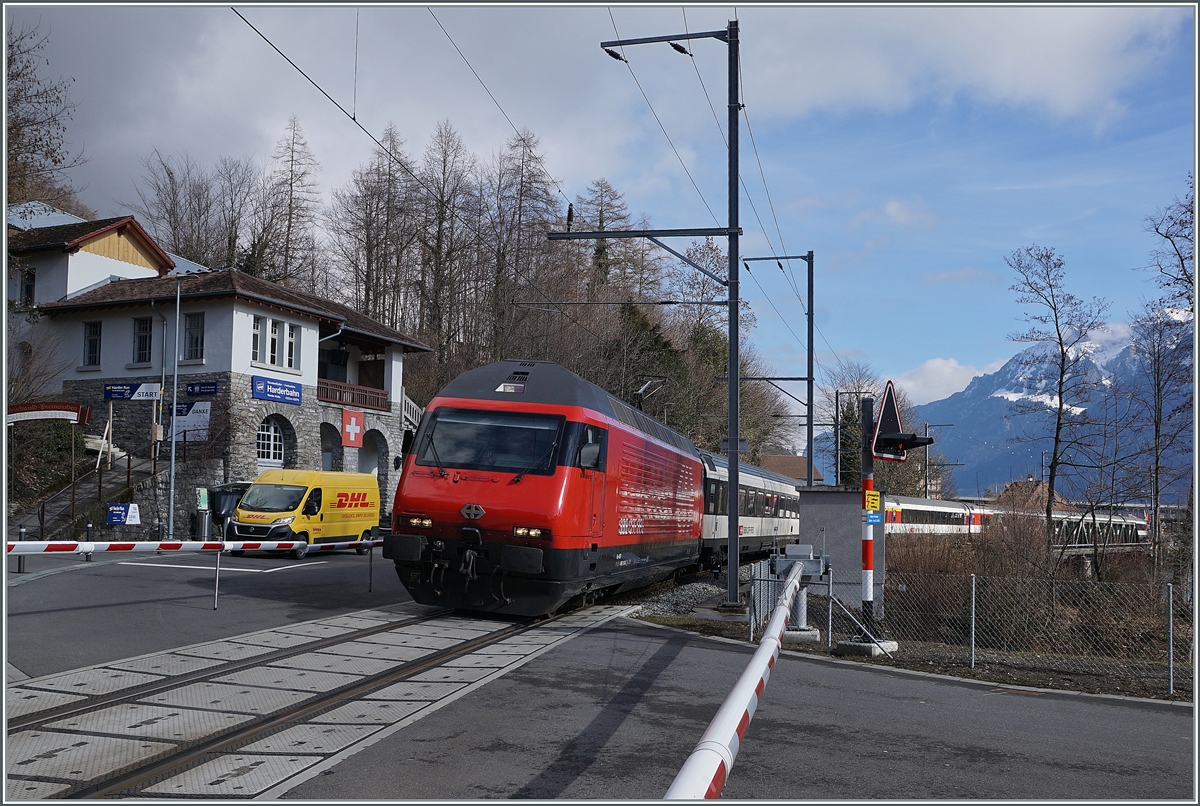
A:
[240,484,307,513]
[414,408,565,475]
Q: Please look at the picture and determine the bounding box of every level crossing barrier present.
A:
[7,538,386,609]
[664,559,806,800]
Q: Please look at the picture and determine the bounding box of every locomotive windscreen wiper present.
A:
[423,428,448,477]
[512,438,558,483]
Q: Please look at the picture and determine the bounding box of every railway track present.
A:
[7,603,633,799]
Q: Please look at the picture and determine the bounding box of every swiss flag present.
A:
[342,408,365,448]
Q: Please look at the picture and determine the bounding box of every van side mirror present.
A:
[393,455,403,470]
[580,442,601,469]
[401,429,415,455]
[303,499,319,517]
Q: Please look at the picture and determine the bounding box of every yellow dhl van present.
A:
[231,469,380,558]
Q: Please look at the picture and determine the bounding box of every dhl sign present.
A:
[333,491,376,509]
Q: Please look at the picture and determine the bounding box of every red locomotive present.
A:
[383,360,704,616]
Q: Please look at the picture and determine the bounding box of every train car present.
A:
[382,360,704,616]
[697,451,802,564]
[884,495,988,535]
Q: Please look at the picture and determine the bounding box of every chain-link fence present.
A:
[750,569,1193,700]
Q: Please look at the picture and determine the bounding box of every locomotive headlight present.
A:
[408,517,433,528]
[514,526,550,539]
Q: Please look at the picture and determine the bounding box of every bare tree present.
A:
[1006,244,1110,550]
[5,21,91,216]
[270,116,322,286]
[1129,301,1193,575]
[1144,174,1194,309]
[126,150,222,266]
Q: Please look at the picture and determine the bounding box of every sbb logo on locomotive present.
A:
[333,492,375,509]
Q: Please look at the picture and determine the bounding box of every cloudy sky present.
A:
[9,4,1195,406]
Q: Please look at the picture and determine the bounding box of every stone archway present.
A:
[320,421,344,471]
[360,429,390,514]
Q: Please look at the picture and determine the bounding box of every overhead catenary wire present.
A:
[607,8,720,226]
[230,7,607,350]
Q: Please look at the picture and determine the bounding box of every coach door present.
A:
[579,426,607,538]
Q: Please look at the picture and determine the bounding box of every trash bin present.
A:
[210,482,251,539]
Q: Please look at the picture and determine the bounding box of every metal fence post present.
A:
[827,567,834,655]
[368,542,374,593]
[17,525,26,574]
[85,521,93,561]
[1167,582,1173,696]
[213,546,221,610]
[970,573,976,670]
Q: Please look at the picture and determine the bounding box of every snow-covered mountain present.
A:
[914,318,1192,501]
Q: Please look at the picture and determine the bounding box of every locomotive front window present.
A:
[416,408,565,475]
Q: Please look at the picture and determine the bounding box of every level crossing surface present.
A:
[6,551,1194,800]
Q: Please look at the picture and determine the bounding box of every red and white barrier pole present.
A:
[665,560,807,800]
[6,539,384,555]
[861,395,877,638]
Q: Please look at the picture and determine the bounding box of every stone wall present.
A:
[61,370,412,521]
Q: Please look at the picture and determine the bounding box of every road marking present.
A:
[115,561,328,573]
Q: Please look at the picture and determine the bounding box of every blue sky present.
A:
[8,4,1195,407]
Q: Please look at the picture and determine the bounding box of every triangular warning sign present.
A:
[872,380,933,462]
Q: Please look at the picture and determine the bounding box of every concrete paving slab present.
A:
[19,667,162,697]
[239,723,383,754]
[174,641,278,662]
[365,680,466,701]
[103,653,227,677]
[43,702,253,742]
[310,699,426,725]
[6,729,174,782]
[355,632,459,650]
[210,666,363,693]
[267,651,400,676]
[443,654,518,669]
[141,753,323,797]
[407,666,497,684]
[227,630,321,650]
[273,622,357,640]
[315,640,435,663]
[6,687,88,718]
[138,681,312,715]
[7,778,73,800]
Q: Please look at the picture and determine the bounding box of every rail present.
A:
[317,378,390,411]
[665,560,806,800]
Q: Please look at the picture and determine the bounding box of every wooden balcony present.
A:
[317,378,390,411]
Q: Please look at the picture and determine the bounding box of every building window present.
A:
[257,419,284,467]
[184,313,205,360]
[269,320,279,365]
[252,316,262,362]
[286,323,298,369]
[132,317,152,364]
[20,269,35,306]
[83,321,102,366]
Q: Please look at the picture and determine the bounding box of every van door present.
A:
[300,487,323,541]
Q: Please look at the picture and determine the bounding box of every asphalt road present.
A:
[6,548,407,679]
[283,619,1194,801]
[5,553,1194,800]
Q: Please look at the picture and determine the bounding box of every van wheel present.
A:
[356,531,371,555]
[291,538,309,560]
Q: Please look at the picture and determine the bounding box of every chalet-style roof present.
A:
[7,216,175,272]
[38,269,431,353]
[992,477,1077,514]
[759,454,825,483]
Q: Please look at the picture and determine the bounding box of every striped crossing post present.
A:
[860,396,876,638]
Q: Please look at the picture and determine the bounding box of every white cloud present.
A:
[923,267,1002,284]
[895,357,997,405]
[747,6,1187,124]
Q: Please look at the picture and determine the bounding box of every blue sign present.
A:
[106,503,141,525]
[186,381,219,396]
[104,383,160,401]
[866,511,883,525]
[251,375,302,405]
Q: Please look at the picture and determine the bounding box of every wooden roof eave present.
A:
[42,288,343,327]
